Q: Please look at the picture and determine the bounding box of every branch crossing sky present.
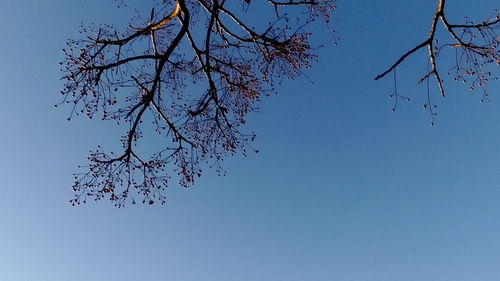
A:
[0,0,499,280]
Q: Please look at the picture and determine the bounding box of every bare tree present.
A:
[61,0,499,206]
[375,0,499,124]
[60,0,336,206]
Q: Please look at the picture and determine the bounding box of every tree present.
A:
[60,0,336,206]
[60,0,498,206]
[375,0,499,124]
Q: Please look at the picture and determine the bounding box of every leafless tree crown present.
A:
[60,0,336,206]
[61,0,498,206]
[375,0,499,123]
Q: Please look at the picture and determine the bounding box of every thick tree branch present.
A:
[62,0,336,206]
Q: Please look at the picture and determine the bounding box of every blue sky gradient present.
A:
[1,0,500,280]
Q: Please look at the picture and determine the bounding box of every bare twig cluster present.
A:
[60,0,336,206]
[375,0,499,120]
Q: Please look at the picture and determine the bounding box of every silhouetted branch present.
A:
[61,0,336,206]
[375,0,499,107]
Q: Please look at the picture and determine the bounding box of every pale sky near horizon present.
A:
[1,0,500,280]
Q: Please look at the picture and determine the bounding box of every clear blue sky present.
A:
[1,0,500,280]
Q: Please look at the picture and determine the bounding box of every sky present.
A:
[0,0,500,280]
